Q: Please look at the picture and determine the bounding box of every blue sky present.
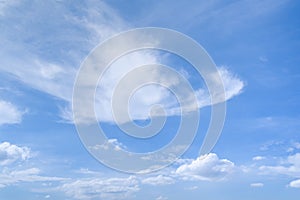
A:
[0,0,300,199]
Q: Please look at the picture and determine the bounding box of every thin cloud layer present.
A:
[0,0,244,125]
[0,100,24,126]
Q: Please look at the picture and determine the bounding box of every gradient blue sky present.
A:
[1,0,300,199]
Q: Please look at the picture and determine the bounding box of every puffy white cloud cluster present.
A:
[175,153,235,181]
[0,142,30,166]
[60,176,139,200]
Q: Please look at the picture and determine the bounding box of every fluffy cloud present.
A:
[252,156,266,161]
[289,179,300,188]
[0,168,66,188]
[259,153,300,177]
[60,176,139,200]
[0,100,24,126]
[0,142,65,188]
[0,142,30,165]
[141,175,175,186]
[175,153,235,181]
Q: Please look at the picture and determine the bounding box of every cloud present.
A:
[141,175,175,186]
[156,196,168,200]
[89,138,127,152]
[175,153,235,181]
[294,143,300,149]
[184,186,198,190]
[259,56,268,63]
[252,156,266,161]
[0,0,122,102]
[60,176,139,200]
[0,100,25,126]
[287,142,300,153]
[250,183,264,187]
[0,0,20,16]
[73,61,244,124]
[218,67,244,100]
[0,142,30,165]
[0,168,66,188]
[0,142,66,189]
[0,1,245,125]
[259,153,300,178]
[289,179,300,188]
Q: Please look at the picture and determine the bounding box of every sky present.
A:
[0,0,300,199]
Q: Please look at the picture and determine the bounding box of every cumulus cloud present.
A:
[0,142,66,188]
[0,100,24,126]
[60,176,139,200]
[0,168,66,188]
[289,179,300,188]
[259,153,300,177]
[252,156,266,161]
[0,142,30,165]
[175,153,235,181]
[141,175,175,186]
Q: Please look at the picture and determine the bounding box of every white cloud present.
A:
[175,153,235,181]
[0,1,122,102]
[74,60,244,124]
[288,142,300,153]
[141,175,175,186]
[184,186,198,190]
[89,138,127,152]
[252,156,266,161]
[0,1,245,124]
[222,67,244,97]
[0,100,24,126]
[250,183,264,187]
[259,153,300,177]
[289,179,300,188]
[0,142,66,189]
[0,142,30,165]
[156,196,168,200]
[60,176,139,200]
[0,168,66,188]
[187,66,245,110]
